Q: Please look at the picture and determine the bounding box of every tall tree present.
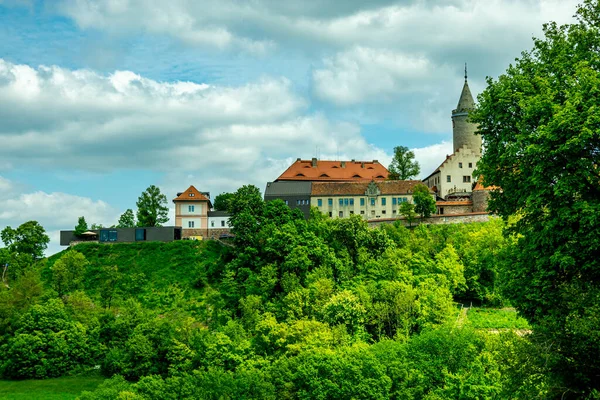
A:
[412,184,436,218]
[471,0,600,395]
[74,216,88,237]
[117,209,136,228]
[136,185,169,227]
[213,193,234,211]
[388,146,420,180]
[1,221,49,260]
[227,185,265,248]
[399,202,417,227]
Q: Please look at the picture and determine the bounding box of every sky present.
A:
[0,0,581,255]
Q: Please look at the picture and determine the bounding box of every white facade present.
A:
[179,202,204,215]
[425,146,479,198]
[208,215,230,229]
[181,217,203,229]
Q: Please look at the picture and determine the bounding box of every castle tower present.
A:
[452,64,481,155]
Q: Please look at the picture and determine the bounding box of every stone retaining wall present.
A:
[368,212,491,228]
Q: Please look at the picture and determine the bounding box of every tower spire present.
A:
[464,62,467,82]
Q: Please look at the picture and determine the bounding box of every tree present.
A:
[388,146,420,180]
[117,209,136,228]
[213,193,234,211]
[136,185,169,227]
[51,251,89,297]
[227,185,265,248]
[399,202,417,227]
[1,221,49,260]
[412,184,436,218]
[470,1,600,395]
[74,216,88,237]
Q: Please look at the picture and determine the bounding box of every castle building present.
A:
[423,68,482,201]
[173,185,231,239]
[265,158,389,218]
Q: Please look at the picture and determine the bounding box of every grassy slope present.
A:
[0,377,104,400]
[45,239,230,303]
[467,307,530,329]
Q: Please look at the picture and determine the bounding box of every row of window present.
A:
[446,175,472,183]
[188,220,227,228]
[458,162,473,168]
[328,209,400,218]
[316,197,409,207]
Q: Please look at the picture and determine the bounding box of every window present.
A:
[189,193,195,197]
[392,198,397,205]
[382,210,386,214]
[101,229,117,242]
[189,205,195,212]
[221,221,225,227]
[371,210,375,215]
[297,200,301,205]
[318,199,323,207]
[99,230,109,242]
[284,200,288,205]
[381,198,386,206]
[350,211,354,215]
[360,198,365,206]
[328,212,333,217]
[370,198,376,206]
[360,210,365,215]
[447,175,451,182]
[350,198,354,206]
[392,209,397,214]
[211,221,214,227]
[188,221,195,228]
[135,228,146,241]
[328,198,333,206]
[459,162,463,168]
[339,199,343,206]
[344,198,349,206]
[401,197,408,203]
[468,162,473,168]
[339,211,343,218]
[463,176,471,183]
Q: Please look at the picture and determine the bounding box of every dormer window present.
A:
[320,174,330,178]
[295,173,305,177]
[353,174,362,178]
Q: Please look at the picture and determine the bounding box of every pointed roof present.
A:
[173,185,210,202]
[454,80,475,113]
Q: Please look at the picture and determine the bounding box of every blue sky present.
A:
[0,0,580,254]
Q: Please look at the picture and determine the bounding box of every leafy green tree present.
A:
[136,185,169,227]
[1,221,49,260]
[470,1,600,394]
[117,209,136,228]
[213,192,234,211]
[51,251,89,297]
[412,184,436,218]
[399,202,417,227]
[74,216,88,237]
[90,223,104,230]
[322,290,366,336]
[388,145,420,180]
[227,185,265,248]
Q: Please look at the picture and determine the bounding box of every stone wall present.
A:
[182,228,208,239]
[206,228,232,240]
[440,204,473,215]
[472,190,490,213]
[368,212,491,228]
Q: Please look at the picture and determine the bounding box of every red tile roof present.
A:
[473,177,500,191]
[311,180,428,196]
[277,159,389,182]
[173,185,210,202]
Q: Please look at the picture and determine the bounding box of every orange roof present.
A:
[473,176,500,191]
[173,185,210,202]
[277,158,389,182]
[311,180,429,196]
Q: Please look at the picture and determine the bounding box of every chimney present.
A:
[373,160,379,163]
[312,157,317,167]
[361,162,365,168]
[296,158,301,162]
[341,161,346,168]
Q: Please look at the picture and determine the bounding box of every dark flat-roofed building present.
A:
[264,181,312,219]
[60,226,182,246]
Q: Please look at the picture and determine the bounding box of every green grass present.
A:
[467,307,531,330]
[0,377,104,400]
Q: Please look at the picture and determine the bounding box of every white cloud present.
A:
[413,141,453,179]
[0,175,120,256]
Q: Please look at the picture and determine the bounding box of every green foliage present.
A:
[470,0,600,394]
[412,183,436,218]
[74,217,89,237]
[136,185,169,227]
[466,308,530,330]
[213,192,234,211]
[51,251,89,297]
[1,221,50,260]
[399,201,417,226]
[388,145,420,180]
[117,209,136,228]
[0,376,104,400]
